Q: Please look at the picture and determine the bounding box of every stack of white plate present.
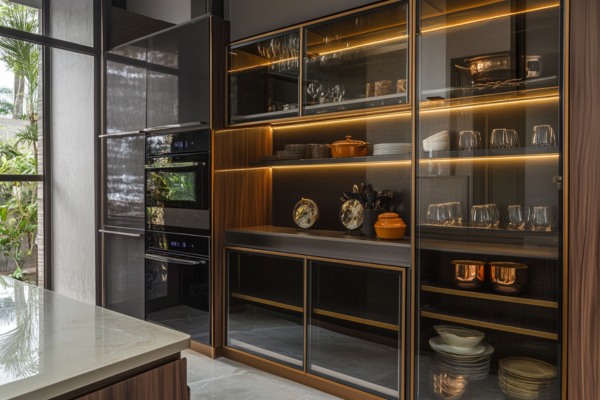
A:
[373,142,411,156]
[429,336,494,381]
[498,357,557,400]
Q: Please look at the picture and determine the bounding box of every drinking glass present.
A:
[486,204,500,228]
[490,129,509,149]
[531,206,554,231]
[532,125,556,146]
[447,202,464,226]
[507,205,525,230]
[507,129,520,148]
[426,203,441,224]
[470,205,489,228]
[458,131,479,150]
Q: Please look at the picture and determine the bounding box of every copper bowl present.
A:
[489,262,528,294]
[451,260,485,289]
[328,135,369,158]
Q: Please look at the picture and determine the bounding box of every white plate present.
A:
[499,357,557,380]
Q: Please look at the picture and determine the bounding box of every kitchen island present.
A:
[0,276,190,400]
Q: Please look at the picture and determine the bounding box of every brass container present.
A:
[489,262,528,294]
[451,260,485,289]
[374,212,406,240]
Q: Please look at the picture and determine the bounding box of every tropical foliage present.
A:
[0,1,39,280]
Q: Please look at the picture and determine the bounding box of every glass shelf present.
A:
[419,147,559,160]
[419,237,558,259]
[304,92,407,115]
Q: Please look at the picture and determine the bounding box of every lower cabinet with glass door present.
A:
[225,247,407,400]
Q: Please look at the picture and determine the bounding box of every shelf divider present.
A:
[231,292,304,313]
[312,308,400,332]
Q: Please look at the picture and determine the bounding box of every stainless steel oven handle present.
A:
[144,253,207,265]
[144,161,206,169]
[99,229,143,238]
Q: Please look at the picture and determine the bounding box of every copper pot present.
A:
[328,135,369,158]
[489,262,528,294]
[451,260,485,289]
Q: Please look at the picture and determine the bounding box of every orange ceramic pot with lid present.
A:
[374,212,407,239]
[328,135,369,158]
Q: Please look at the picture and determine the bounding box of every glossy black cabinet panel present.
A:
[146,18,211,128]
[104,134,145,228]
[103,231,144,319]
[106,60,147,134]
[227,250,305,369]
[309,261,405,399]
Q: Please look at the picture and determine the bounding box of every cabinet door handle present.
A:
[98,130,145,138]
[99,229,143,238]
[144,253,207,265]
[145,161,203,169]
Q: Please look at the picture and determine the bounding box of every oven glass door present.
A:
[145,154,210,232]
[145,252,210,344]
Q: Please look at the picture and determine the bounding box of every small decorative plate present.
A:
[293,198,319,229]
[340,199,364,230]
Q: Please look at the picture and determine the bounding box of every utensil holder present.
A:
[361,209,384,237]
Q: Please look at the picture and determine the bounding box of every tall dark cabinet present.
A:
[101,15,227,352]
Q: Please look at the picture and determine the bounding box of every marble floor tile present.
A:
[183,350,341,400]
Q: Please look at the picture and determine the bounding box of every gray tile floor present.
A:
[183,350,341,400]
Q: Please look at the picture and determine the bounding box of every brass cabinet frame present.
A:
[222,245,408,400]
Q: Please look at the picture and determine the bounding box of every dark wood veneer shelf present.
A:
[421,282,558,309]
[419,237,558,259]
[225,225,411,267]
[252,153,410,167]
[421,307,558,340]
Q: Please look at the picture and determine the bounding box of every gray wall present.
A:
[225,0,381,41]
[49,0,96,305]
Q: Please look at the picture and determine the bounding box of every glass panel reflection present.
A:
[227,250,304,369]
[309,261,403,399]
[303,2,409,115]
[416,1,563,398]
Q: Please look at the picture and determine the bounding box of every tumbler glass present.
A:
[507,205,525,230]
[532,125,557,146]
[490,129,509,149]
[459,131,479,151]
[531,205,554,232]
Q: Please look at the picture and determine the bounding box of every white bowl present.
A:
[423,131,450,151]
[434,325,485,348]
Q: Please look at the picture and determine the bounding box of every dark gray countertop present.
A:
[225,225,411,267]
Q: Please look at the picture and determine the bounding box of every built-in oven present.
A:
[145,230,211,344]
[145,128,211,234]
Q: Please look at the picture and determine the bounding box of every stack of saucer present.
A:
[429,325,493,381]
[499,357,557,399]
[373,142,411,156]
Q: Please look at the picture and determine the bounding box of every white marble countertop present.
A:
[0,276,190,400]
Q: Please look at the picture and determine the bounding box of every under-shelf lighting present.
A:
[420,94,559,114]
[313,34,408,57]
[271,160,411,169]
[273,110,411,130]
[419,153,559,164]
[421,3,560,34]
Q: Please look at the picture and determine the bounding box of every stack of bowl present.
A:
[498,357,557,400]
[429,325,494,382]
[275,143,307,159]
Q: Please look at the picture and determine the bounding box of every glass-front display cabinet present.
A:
[415,0,563,399]
[228,30,301,124]
[227,0,409,125]
[303,1,408,116]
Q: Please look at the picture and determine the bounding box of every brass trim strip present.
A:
[421,284,559,308]
[303,258,308,372]
[299,27,304,118]
[231,292,304,313]
[313,308,400,332]
[420,310,559,340]
[399,266,407,400]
